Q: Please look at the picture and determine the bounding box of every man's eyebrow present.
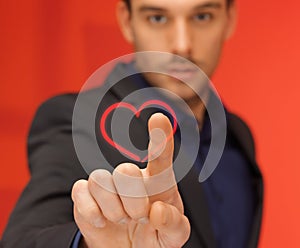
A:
[138,2,223,13]
[138,6,166,12]
[194,2,223,10]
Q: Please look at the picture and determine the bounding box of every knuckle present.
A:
[125,204,149,220]
[82,204,101,222]
[103,210,125,223]
[98,197,122,220]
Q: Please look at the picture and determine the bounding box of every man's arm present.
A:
[1,94,86,248]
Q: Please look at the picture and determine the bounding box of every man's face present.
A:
[118,0,236,101]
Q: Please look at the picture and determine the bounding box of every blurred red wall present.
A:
[1,0,299,247]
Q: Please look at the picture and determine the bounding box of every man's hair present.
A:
[123,0,234,10]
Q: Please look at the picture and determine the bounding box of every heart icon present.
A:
[100,100,178,162]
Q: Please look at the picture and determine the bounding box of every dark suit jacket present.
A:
[1,77,263,248]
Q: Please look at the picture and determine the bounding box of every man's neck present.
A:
[184,87,209,130]
[187,99,206,130]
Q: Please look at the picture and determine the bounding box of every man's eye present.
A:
[194,13,212,22]
[148,15,167,24]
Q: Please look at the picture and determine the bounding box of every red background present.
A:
[1,1,300,247]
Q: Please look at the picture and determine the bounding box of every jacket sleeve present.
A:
[1,94,88,248]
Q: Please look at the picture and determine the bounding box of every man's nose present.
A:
[171,20,192,58]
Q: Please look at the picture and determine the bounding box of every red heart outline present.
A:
[100,100,178,162]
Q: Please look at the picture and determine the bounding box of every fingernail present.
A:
[118,217,130,225]
[138,217,149,224]
[92,217,106,228]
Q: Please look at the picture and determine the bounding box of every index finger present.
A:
[142,113,178,199]
[146,112,174,176]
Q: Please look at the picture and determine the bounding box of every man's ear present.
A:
[116,1,134,44]
[225,2,238,40]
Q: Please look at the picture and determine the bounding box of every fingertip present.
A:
[149,112,168,121]
[112,163,145,197]
[89,169,116,194]
[113,162,141,176]
[148,113,172,132]
[90,169,112,181]
[146,113,174,176]
[71,179,88,203]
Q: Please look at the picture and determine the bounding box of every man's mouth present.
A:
[166,64,198,82]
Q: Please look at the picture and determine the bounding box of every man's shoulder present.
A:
[227,112,253,135]
[30,93,78,131]
[227,111,256,160]
[36,93,78,115]
[42,93,78,106]
[33,88,110,123]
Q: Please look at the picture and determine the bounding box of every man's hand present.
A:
[71,113,190,248]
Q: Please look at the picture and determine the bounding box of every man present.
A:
[1,0,263,247]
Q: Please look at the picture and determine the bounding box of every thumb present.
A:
[150,201,190,247]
